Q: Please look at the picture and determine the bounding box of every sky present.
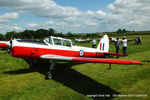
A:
[0,0,150,34]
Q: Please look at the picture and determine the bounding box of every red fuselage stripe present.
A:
[11,46,105,59]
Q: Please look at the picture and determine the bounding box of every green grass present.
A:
[0,34,150,100]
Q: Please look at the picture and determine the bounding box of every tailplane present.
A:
[97,35,109,52]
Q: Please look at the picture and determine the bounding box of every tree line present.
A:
[0,28,129,40]
[0,28,101,40]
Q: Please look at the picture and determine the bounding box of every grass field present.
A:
[0,34,150,100]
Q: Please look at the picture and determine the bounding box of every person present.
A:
[115,37,120,58]
[135,37,138,45]
[138,37,142,45]
[92,38,96,48]
[122,36,127,55]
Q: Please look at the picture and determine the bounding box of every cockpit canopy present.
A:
[44,36,72,47]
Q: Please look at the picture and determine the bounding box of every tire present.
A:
[45,71,53,80]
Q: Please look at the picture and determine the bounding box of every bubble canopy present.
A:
[44,36,72,47]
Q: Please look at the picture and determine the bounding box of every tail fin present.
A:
[97,35,109,52]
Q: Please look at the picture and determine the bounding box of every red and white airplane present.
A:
[109,37,135,42]
[0,40,9,49]
[9,35,143,79]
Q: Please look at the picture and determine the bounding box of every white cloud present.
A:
[0,12,18,23]
[106,0,150,30]
[97,10,107,16]
[0,0,150,33]
[27,23,39,28]
[0,0,81,18]
[0,24,22,34]
[11,24,22,31]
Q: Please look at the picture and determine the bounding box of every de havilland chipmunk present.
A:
[75,38,91,43]
[5,35,143,79]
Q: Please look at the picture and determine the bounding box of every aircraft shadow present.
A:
[4,62,119,100]
[143,60,150,63]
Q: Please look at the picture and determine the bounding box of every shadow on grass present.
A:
[4,62,119,100]
[143,60,150,63]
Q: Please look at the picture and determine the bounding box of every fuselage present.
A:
[11,40,105,59]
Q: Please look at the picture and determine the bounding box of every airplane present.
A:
[9,35,143,79]
[0,40,9,49]
[75,38,91,43]
[109,37,135,42]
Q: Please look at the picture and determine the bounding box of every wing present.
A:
[127,39,135,42]
[40,54,143,65]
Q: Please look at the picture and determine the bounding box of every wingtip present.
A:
[133,61,144,65]
[140,62,144,65]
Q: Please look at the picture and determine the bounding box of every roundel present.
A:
[79,50,84,56]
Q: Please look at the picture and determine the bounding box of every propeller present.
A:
[6,39,13,54]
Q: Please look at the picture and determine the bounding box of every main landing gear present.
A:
[45,60,55,80]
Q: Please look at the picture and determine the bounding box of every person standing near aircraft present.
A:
[135,37,138,45]
[115,37,120,58]
[122,36,127,55]
[138,37,142,45]
[92,38,96,48]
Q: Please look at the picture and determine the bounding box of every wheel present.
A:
[45,71,53,80]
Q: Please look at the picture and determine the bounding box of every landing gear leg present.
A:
[29,60,37,69]
[45,60,55,80]
[105,64,112,72]
[109,64,111,70]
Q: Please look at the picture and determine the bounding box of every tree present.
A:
[48,28,56,36]
[116,29,127,34]
[117,29,122,34]
[35,29,49,38]
[21,30,34,39]
[5,31,17,40]
[122,29,127,33]
[0,33,5,40]
[67,32,74,37]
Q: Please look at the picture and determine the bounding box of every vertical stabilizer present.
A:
[97,35,109,52]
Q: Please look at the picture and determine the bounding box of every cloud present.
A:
[0,0,81,18]
[0,0,150,33]
[0,24,22,34]
[27,23,39,28]
[107,0,150,30]
[0,12,18,23]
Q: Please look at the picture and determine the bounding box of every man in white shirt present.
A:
[115,37,121,58]
[122,36,127,55]
[92,39,96,48]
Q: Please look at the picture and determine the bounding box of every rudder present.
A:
[97,35,109,52]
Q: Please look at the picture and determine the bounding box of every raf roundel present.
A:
[79,50,84,57]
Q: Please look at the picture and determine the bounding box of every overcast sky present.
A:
[0,0,150,34]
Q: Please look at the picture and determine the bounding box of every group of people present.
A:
[92,36,128,58]
[115,36,127,57]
